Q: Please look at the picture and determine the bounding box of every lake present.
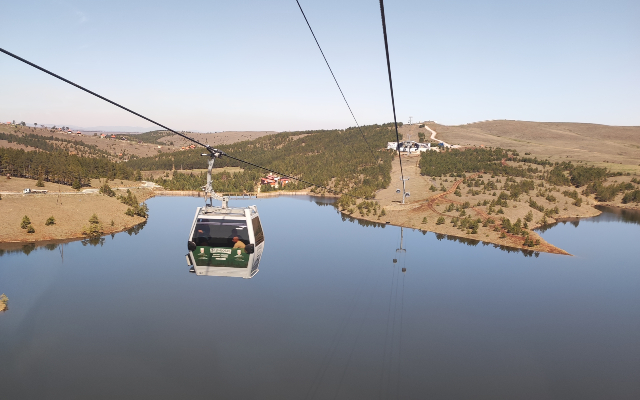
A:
[1,196,639,399]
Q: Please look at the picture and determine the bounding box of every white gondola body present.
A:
[186,205,265,278]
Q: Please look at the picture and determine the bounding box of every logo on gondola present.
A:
[211,248,232,254]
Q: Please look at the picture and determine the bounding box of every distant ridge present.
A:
[33,124,155,133]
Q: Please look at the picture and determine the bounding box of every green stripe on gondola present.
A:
[193,246,249,268]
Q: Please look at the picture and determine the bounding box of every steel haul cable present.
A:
[294,0,378,161]
[0,46,364,201]
[377,0,406,197]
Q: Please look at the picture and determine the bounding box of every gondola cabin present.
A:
[186,205,265,278]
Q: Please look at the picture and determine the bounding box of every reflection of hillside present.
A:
[535,206,640,233]
[594,206,640,224]
[126,220,147,235]
[434,233,540,257]
[0,221,147,256]
[340,213,387,229]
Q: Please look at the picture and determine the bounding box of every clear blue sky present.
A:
[1,0,638,132]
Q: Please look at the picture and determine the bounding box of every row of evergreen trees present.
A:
[0,147,139,187]
[0,130,109,158]
[419,148,533,178]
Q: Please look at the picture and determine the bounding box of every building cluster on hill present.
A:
[387,141,439,153]
[260,174,290,188]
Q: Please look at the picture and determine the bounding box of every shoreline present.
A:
[1,187,636,251]
[0,189,336,247]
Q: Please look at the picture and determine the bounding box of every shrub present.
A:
[421,217,427,224]
[524,211,533,222]
[529,198,545,212]
[118,189,139,207]
[562,189,579,201]
[21,216,31,229]
[126,203,149,218]
[26,225,35,233]
[83,214,103,237]
[436,216,445,225]
[99,182,116,197]
[622,190,640,204]
[36,178,44,187]
[544,207,559,217]
[45,216,55,226]
[72,179,82,190]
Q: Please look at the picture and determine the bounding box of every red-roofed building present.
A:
[260,174,289,188]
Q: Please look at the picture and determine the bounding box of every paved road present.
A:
[0,182,161,196]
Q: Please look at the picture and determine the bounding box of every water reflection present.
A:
[434,233,541,257]
[2,196,640,399]
[536,206,640,233]
[81,237,106,247]
[0,221,148,256]
[340,213,388,228]
[340,213,540,257]
[126,220,147,235]
[594,205,640,224]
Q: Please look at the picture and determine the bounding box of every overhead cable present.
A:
[0,46,363,201]
[377,0,406,197]
[294,0,378,160]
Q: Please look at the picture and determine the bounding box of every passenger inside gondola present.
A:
[232,236,246,251]
[191,220,250,248]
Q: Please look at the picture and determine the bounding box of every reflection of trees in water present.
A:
[126,221,147,236]
[314,198,336,207]
[594,206,640,224]
[536,207,640,233]
[536,218,582,233]
[340,213,387,229]
[0,221,149,257]
[82,236,105,247]
[435,233,540,257]
[21,243,36,255]
[0,242,59,256]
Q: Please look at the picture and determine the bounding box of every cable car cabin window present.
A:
[252,216,264,245]
[192,220,250,248]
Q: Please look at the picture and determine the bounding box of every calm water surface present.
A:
[1,197,639,399]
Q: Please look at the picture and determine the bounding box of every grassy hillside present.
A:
[129,124,398,198]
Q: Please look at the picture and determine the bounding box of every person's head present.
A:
[232,236,239,243]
